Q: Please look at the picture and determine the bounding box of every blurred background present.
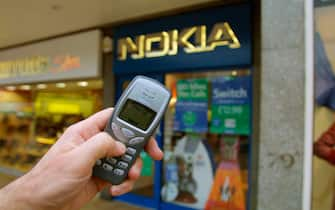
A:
[0,0,330,210]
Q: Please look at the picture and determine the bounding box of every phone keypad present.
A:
[126,147,136,155]
[102,163,114,171]
[121,127,135,138]
[129,137,144,145]
[117,161,129,169]
[97,146,137,177]
[111,123,145,146]
[111,122,128,143]
[102,122,142,177]
[96,159,102,166]
[113,169,125,176]
[106,157,117,165]
[121,154,132,162]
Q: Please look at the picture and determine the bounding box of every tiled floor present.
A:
[0,173,148,210]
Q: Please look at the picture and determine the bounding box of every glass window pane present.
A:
[0,80,103,173]
[162,70,250,209]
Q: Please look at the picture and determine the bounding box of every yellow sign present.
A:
[117,22,240,61]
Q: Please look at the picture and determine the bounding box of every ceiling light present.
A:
[37,84,47,89]
[5,86,16,91]
[20,85,31,90]
[56,83,66,88]
[77,81,88,87]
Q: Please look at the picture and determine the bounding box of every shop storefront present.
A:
[109,3,253,210]
[0,30,103,175]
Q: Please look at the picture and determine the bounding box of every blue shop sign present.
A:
[113,4,252,74]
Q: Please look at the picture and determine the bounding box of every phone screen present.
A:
[119,99,157,130]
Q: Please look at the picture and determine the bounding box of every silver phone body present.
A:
[93,76,171,185]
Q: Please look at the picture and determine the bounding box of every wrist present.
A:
[0,174,38,210]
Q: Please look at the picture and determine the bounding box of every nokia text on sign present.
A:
[117,22,240,61]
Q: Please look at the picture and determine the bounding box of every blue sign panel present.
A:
[113,4,252,74]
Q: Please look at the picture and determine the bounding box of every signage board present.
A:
[210,76,251,135]
[0,30,101,85]
[113,4,252,74]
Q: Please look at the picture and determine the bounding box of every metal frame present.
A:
[302,0,314,209]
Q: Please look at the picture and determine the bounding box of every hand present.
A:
[0,108,163,210]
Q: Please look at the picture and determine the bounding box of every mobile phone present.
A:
[93,75,171,185]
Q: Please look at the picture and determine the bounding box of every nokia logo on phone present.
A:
[142,88,156,100]
[116,22,240,61]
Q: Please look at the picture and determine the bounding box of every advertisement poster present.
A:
[210,76,251,135]
[205,136,246,210]
[173,78,208,133]
[161,134,214,209]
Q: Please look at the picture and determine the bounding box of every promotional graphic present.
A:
[205,136,246,210]
[161,134,214,209]
[210,76,251,135]
[173,78,208,133]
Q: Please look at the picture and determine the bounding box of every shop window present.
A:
[162,70,251,209]
[0,80,103,173]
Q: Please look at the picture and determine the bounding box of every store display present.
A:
[164,72,250,210]
[173,78,208,133]
[0,91,36,171]
[205,136,246,210]
[162,133,214,209]
[210,76,251,135]
[0,80,103,173]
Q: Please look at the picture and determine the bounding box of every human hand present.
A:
[0,108,163,210]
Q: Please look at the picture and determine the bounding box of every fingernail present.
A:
[116,141,126,153]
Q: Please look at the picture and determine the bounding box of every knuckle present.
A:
[99,133,113,146]
[101,132,113,141]
[65,124,78,134]
[97,133,117,154]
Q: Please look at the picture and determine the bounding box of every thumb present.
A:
[73,132,126,166]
